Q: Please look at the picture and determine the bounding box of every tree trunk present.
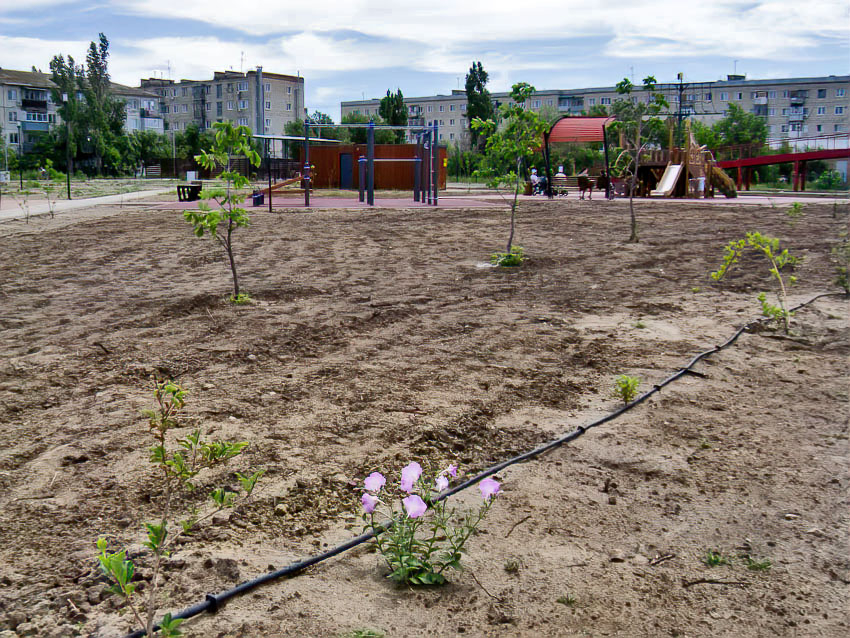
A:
[628,136,642,243]
[507,157,521,254]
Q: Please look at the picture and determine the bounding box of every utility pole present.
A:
[62,92,72,199]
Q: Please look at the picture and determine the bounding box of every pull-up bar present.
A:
[303,121,440,207]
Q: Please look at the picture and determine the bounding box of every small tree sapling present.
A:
[471,82,547,266]
[97,380,263,637]
[185,121,261,301]
[711,231,800,332]
[611,76,668,243]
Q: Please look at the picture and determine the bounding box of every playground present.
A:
[0,194,847,637]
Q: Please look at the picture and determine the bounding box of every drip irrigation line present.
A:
[122,290,846,637]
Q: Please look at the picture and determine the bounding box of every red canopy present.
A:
[546,116,615,143]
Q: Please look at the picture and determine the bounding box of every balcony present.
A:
[788,112,805,122]
[22,98,47,112]
[789,93,806,105]
[752,96,768,105]
[140,108,162,119]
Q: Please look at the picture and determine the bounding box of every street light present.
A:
[17,122,22,189]
[61,92,72,200]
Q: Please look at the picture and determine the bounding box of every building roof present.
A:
[547,116,615,144]
[0,68,57,90]
[111,82,159,98]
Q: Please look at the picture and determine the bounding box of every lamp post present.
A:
[61,93,72,200]
[17,122,22,189]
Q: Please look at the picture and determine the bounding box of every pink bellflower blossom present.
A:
[400,461,423,493]
[445,464,458,478]
[435,475,449,492]
[364,472,386,492]
[479,477,501,501]
[361,492,379,514]
[403,494,428,518]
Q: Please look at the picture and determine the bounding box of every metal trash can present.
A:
[252,191,264,206]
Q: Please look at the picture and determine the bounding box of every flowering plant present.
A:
[361,462,501,586]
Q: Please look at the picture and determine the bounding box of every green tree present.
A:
[472,82,548,262]
[82,34,126,175]
[586,104,610,117]
[612,76,668,242]
[48,53,84,174]
[713,103,768,148]
[175,124,214,160]
[379,89,408,143]
[132,130,170,169]
[186,122,261,300]
[465,61,495,149]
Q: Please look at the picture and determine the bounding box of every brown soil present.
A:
[0,199,847,638]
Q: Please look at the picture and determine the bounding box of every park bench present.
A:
[551,175,569,196]
[177,181,203,202]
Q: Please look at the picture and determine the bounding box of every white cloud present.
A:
[0,36,92,72]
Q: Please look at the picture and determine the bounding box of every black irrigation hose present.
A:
[123,290,847,638]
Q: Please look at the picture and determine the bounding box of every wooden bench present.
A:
[551,175,569,196]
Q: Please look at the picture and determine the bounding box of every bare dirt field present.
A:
[0,197,847,638]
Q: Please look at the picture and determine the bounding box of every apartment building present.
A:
[112,83,164,134]
[341,74,850,149]
[140,69,305,137]
[0,68,61,157]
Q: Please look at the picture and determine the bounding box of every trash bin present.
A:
[252,191,264,206]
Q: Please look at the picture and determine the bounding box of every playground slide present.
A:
[650,164,682,197]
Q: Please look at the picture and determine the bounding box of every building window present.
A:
[181,104,188,113]
[265,118,271,127]
[449,104,454,111]
[286,103,292,111]
[704,93,712,101]
[790,122,802,131]
[239,100,248,109]
[287,86,292,94]
[216,85,223,98]
[9,133,18,144]
[205,103,211,111]
[816,124,823,132]
[768,108,775,116]
[226,101,234,110]
[237,117,248,126]
[600,97,611,105]
[216,102,223,116]
[8,111,16,121]
[173,105,179,113]
[532,100,540,108]
[781,108,789,115]
[439,105,444,111]
[836,124,847,132]
[449,119,455,125]
[817,106,826,115]
[817,89,827,98]
[265,101,271,109]
[449,133,454,140]
[8,89,17,100]
[720,92,729,101]
[735,92,743,100]
[48,114,55,123]
[264,83,271,92]
[427,105,433,113]
[780,124,788,132]
[25,112,48,122]
[768,91,776,99]
[781,90,789,98]
[547,99,553,106]
[836,106,845,115]
[837,89,846,97]
[237,81,248,91]
[588,98,596,106]
[439,119,444,125]
[439,133,443,140]
[181,87,187,97]
[460,104,466,111]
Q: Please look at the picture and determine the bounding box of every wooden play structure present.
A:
[543,116,731,199]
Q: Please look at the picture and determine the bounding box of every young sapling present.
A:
[613,374,640,404]
[711,231,800,332]
[97,380,263,637]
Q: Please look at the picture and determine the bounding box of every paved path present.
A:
[0,188,172,222]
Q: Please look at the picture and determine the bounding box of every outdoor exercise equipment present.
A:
[301,121,441,207]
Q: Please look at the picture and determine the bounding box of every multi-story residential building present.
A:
[0,68,61,158]
[112,83,164,134]
[140,68,305,138]
[341,74,850,150]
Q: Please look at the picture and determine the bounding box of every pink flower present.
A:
[479,477,501,501]
[403,494,428,518]
[435,475,449,492]
[363,472,386,492]
[400,462,422,493]
[361,493,379,514]
[446,464,458,478]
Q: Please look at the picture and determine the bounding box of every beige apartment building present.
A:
[140,69,305,138]
[341,74,850,150]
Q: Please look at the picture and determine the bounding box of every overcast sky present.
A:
[1,0,847,120]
